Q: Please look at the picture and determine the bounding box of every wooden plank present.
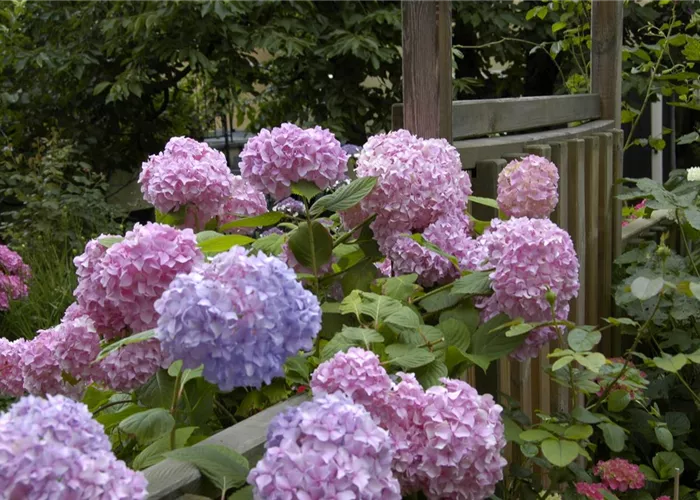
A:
[470,159,506,221]
[591,0,624,128]
[567,139,587,325]
[401,1,452,140]
[144,395,310,500]
[584,136,600,326]
[393,94,601,140]
[612,129,624,259]
[519,360,533,425]
[595,132,614,354]
[455,119,614,170]
[550,142,569,233]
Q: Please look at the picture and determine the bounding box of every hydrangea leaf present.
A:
[571,406,603,424]
[309,176,377,216]
[377,274,421,301]
[165,444,249,491]
[520,429,555,442]
[655,426,674,451]
[567,328,602,352]
[468,196,499,209]
[414,359,448,389]
[132,426,197,470]
[652,451,684,479]
[339,326,384,348]
[119,408,175,445]
[251,233,285,256]
[451,270,493,297]
[385,344,435,369]
[652,353,688,373]
[563,424,593,440]
[228,485,254,500]
[219,212,284,231]
[288,221,333,273]
[469,313,524,363]
[198,235,255,254]
[607,389,632,412]
[598,422,627,452]
[630,276,664,301]
[384,307,422,335]
[505,322,537,338]
[439,318,471,352]
[95,329,155,362]
[540,438,579,467]
[291,180,322,201]
[417,287,462,312]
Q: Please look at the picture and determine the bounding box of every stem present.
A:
[92,399,132,416]
[169,368,184,451]
[319,256,371,282]
[624,6,676,151]
[413,281,455,305]
[303,199,320,295]
[333,213,376,248]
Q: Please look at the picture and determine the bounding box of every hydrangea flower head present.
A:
[311,347,392,411]
[218,175,268,234]
[20,327,65,396]
[0,244,31,311]
[139,136,234,226]
[593,458,645,492]
[155,247,321,390]
[575,482,609,500]
[498,155,559,218]
[476,217,579,360]
[273,197,305,216]
[75,223,203,336]
[0,395,147,499]
[240,123,348,199]
[248,392,401,499]
[417,378,507,499]
[53,315,100,381]
[0,338,27,397]
[687,166,700,182]
[343,129,471,233]
[93,339,163,392]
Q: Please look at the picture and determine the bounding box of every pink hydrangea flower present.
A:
[139,137,235,227]
[53,316,100,381]
[376,258,392,277]
[240,123,348,199]
[656,496,671,500]
[20,328,66,397]
[311,348,392,412]
[476,217,580,360]
[94,339,163,392]
[342,130,471,234]
[0,244,31,311]
[575,482,609,500]
[497,155,559,218]
[74,223,203,336]
[218,175,268,234]
[593,458,645,492]
[0,338,27,397]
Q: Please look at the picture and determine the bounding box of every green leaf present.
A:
[415,359,448,389]
[340,258,377,295]
[378,274,421,301]
[132,427,197,470]
[137,369,176,409]
[552,355,575,372]
[653,353,688,373]
[685,207,700,231]
[567,328,602,352]
[464,353,492,373]
[167,361,204,386]
[97,235,123,248]
[445,346,469,373]
[689,282,700,301]
[520,429,555,442]
[564,424,593,440]
[572,406,603,424]
[599,422,627,452]
[469,313,523,362]
[340,326,383,348]
[384,306,422,335]
[260,379,289,405]
[165,444,249,491]
[219,212,284,231]
[251,233,285,256]
[607,389,632,412]
[439,318,470,352]
[652,451,684,479]
[504,416,524,444]
[309,176,377,216]
[321,332,357,361]
[630,276,664,301]
[385,344,435,369]
[655,426,674,451]
[357,292,404,324]
[604,317,639,327]
[541,438,579,467]
[119,408,175,445]
[291,181,322,200]
[229,485,254,500]
[409,233,459,269]
[96,405,146,430]
[198,234,254,254]
[451,271,493,297]
[288,222,333,273]
[520,443,539,457]
[93,81,111,95]
[81,386,114,412]
[552,21,567,32]
[95,329,155,362]
[417,288,462,312]
[575,352,606,373]
[505,322,537,338]
[468,196,499,209]
[284,355,310,385]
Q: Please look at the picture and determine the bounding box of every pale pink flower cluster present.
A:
[593,458,645,492]
[575,482,608,500]
[497,155,559,218]
[476,217,580,361]
[0,244,31,311]
[218,175,268,234]
[139,137,235,226]
[311,348,507,499]
[240,123,348,199]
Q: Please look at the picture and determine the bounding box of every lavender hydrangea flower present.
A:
[139,137,235,227]
[218,175,268,234]
[240,123,348,199]
[273,197,306,216]
[0,395,147,499]
[155,247,321,390]
[248,392,401,499]
[498,155,559,218]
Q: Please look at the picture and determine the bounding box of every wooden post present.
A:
[401,0,452,140]
[590,0,623,128]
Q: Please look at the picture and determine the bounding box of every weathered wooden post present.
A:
[591,0,623,128]
[401,0,452,141]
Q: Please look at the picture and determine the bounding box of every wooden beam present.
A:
[591,0,623,128]
[401,0,452,140]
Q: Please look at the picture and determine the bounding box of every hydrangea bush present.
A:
[2,127,696,499]
[0,243,31,311]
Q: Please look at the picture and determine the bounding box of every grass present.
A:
[0,243,77,340]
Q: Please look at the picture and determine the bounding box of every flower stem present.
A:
[332,213,376,248]
[169,367,184,450]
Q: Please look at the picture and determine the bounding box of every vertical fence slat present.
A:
[550,142,569,234]
[611,129,624,356]
[567,139,587,325]
[471,160,506,221]
[584,136,600,326]
[595,132,614,354]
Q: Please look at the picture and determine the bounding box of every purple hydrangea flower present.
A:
[248,392,401,499]
[0,395,148,499]
[498,155,559,218]
[273,197,306,216]
[139,137,235,227]
[240,123,348,199]
[155,247,321,390]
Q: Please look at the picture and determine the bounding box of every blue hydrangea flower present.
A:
[0,395,148,499]
[155,247,322,391]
